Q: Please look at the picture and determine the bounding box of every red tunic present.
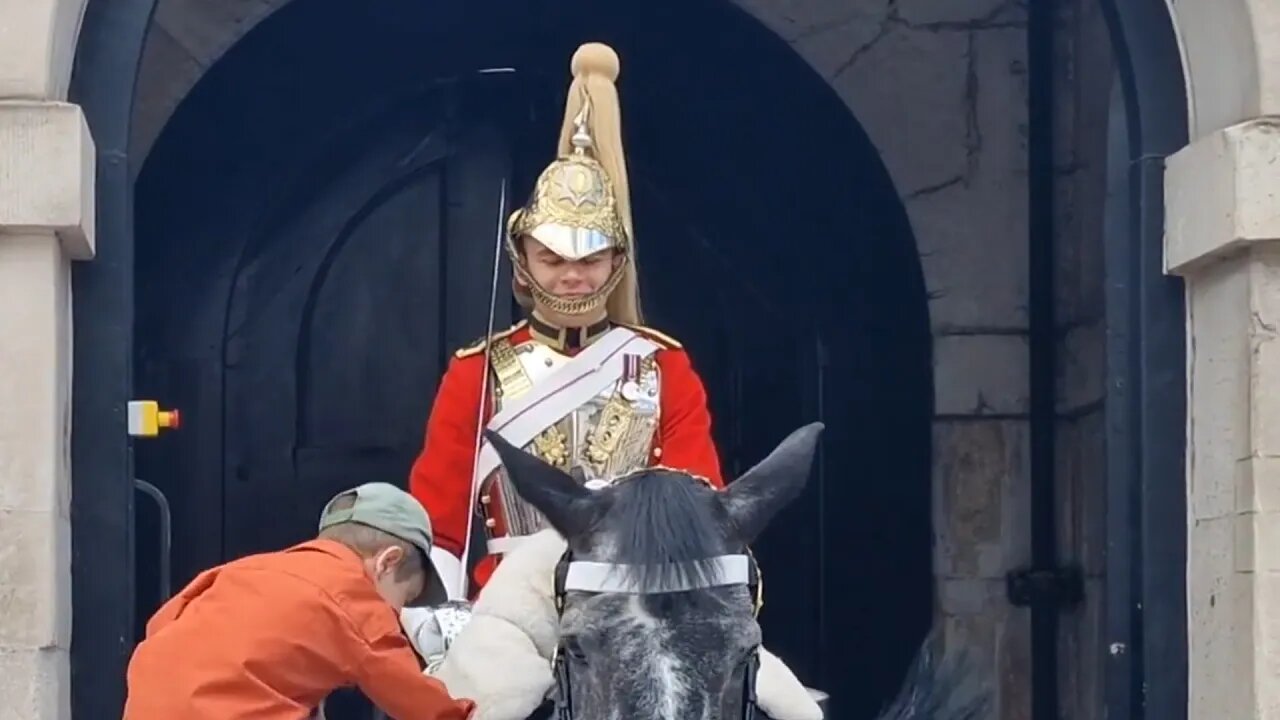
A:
[408,322,723,596]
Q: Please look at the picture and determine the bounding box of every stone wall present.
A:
[0,99,94,719]
[1166,118,1280,720]
[732,0,1046,716]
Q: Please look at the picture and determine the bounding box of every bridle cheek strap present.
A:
[743,648,762,720]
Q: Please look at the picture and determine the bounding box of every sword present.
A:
[457,176,508,599]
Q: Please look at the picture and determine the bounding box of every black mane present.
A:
[605,470,729,593]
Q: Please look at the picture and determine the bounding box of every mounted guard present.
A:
[406,41,723,603]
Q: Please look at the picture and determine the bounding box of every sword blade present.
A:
[457,176,508,599]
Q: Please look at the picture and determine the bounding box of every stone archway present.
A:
[125,2,1120,717]
[132,0,1043,703]
[0,0,1271,717]
[131,2,934,716]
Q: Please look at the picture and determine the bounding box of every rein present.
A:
[548,548,765,720]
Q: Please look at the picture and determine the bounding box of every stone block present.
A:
[1249,248,1280,457]
[896,0,1023,26]
[1235,456,1280,514]
[810,16,1030,330]
[154,0,283,69]
[0,510,71,651]
[939,595,1030,720]
[1255,572,1280,717]
[937,577,1004,616]
[1052,175,1083,320]
[131,25,206,168]
[934,420,1030,579]
[1188,516,1253,720]
[933,333,1029,416]
[1188,258,1252,521]
[1057,319,1106,414]
[0,236,69,518]
[1166,119,1280,275]
[1258,2,1280,120]
[823,23,972,197]
[903,27,1030,331]
[996,605,1031,720]
[968,27,1031,185]
[1052,0,1113,178]
[1054,171,1108,327]
[0,0,82,99]
[735,0,886,46]
[1053,418,1088,575]
[0,648,69,720]
[1058,577,1105,720]
[1051,0,1111,331]
[0,102,94,259]
[941,609,998,665]
[911,177,1029,331]
[1059,412,1111,579]
[1241,510,1280,574]
[1074,411,1107,574]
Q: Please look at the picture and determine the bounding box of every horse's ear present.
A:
[483,429,597,538]
[719,422,824,542]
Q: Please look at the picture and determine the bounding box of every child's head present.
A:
[317,483,435,610]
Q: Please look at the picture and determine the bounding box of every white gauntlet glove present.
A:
[400,601,476,672]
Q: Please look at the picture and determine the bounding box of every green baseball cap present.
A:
[318,482,435,566]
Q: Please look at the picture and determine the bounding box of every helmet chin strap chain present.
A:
[458,176,508,600]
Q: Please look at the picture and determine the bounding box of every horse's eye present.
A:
[563,637,588,662]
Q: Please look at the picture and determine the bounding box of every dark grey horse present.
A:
[486,422,990,720]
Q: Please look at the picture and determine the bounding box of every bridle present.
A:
[546,471,766,720]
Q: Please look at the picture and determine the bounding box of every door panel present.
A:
[222,123,511,562]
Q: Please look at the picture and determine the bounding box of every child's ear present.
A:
[377,545,405,573]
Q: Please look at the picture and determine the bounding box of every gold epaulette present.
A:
[454,320,529,359]
[618,323,682,349]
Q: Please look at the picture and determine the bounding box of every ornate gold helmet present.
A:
[506,42,643,325]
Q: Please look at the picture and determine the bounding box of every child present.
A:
[123,482,476,720]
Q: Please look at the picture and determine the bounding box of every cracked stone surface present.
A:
[733,0,887,45]
[1249,247,1280,458]
[933,333,1030,415]
[897,0,1027,26]
[1188,258,1252,522]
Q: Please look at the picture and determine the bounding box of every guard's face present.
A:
[520,237,619,300]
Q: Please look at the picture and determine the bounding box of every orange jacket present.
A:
[409,323,723,594]
[123,539,475,720]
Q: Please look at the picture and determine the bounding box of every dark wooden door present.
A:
[220,122,513,561]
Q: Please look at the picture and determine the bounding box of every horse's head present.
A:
[485,423,823,719]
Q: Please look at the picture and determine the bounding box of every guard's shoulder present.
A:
[453,320,529,359]
[618,323,682,350]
